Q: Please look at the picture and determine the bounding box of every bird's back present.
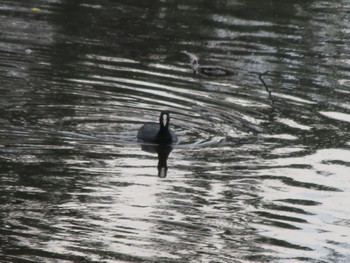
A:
[137,123,160,142]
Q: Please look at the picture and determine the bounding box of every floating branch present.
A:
[259,71,275,105]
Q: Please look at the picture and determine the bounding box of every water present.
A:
[1,0,350,262]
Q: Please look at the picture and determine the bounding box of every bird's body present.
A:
[137,111,178,144]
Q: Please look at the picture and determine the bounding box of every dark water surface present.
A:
[1,1,350,262]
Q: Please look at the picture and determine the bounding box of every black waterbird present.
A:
[183,51,235,77]
[137,111,178,144]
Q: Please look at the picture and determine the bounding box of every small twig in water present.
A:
[259,71,275,105]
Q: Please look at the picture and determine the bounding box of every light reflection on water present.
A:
[1,0,350,262]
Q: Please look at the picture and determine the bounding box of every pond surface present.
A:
[1,0,350,262]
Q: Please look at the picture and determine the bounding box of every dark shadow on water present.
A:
[140,143,174,178]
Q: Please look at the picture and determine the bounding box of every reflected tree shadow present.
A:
[140,144,174,178]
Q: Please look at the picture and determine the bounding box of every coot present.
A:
[137,111,178,144]
[183,51,234,77]
[191,57,235,77]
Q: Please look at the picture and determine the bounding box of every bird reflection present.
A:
[140,143,173,178]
